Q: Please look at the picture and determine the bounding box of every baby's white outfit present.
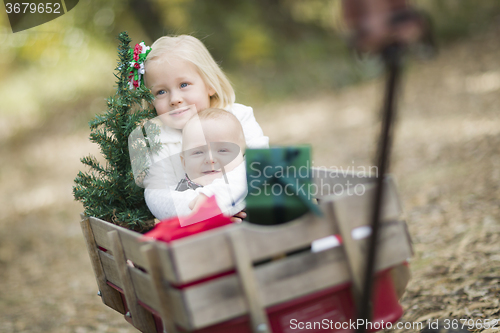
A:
[169,162,247,220]
[143,103,269,220]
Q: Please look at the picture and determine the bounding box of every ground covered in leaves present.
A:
[1,22,499,333]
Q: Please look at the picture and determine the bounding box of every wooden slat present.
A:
[112,225,179,333]
[182,274,244,328]
[117,227,149,268]
[154,241,177,282]
[168,213,334,284]
[334,203,366,303]
[80,215,125,314]
[142,244,178,333]
[257,244,350,304]
[168,225,234,283]
[89,217,155,267]
[311,167,375,198]
[227,228,271,333]
[99,250,122,288]
[390,263,411,299]
[103,225,181,333]
[375,221,413,268]
[238,212,335,262]
[168,288,191,329]
[109,230,157,333]
[329,177,402,233]
[89,217,123,250]
[178,221,410,329]
[134,285,191,330]
[129,266,161,312]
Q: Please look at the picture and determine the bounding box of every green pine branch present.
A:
[73,31,161,233]
[80,156,106,175]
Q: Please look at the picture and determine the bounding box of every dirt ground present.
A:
[1,22,499,333]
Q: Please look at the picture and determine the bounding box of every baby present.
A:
[172,108,247,220]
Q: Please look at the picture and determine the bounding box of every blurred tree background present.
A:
[1,0,500,137]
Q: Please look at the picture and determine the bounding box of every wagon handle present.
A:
[340,1,433,330]
[356,43,403,333]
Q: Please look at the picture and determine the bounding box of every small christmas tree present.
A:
[73,32,159,232]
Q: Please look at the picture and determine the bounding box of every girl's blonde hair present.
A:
[145,35,235,109]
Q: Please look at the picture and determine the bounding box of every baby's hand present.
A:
[189,195,246,223]
[231,210,247,223]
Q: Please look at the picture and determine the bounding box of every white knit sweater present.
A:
[142,103,269,220]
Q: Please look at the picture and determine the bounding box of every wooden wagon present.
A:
[80,168,412,333]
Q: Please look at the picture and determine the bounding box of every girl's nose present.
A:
[169,91,182,106]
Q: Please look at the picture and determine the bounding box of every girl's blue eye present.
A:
[218,148,229,153]
[157,90,165,96]
[180,83,188,88]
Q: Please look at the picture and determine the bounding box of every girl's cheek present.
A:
[151,100,158,112]
[152,100,166,115]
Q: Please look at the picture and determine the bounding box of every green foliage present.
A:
[73,32,159,232]
[413,0,500,41]
[3,0,500,125]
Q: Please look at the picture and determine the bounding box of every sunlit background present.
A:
[2,0,500,134]
[1,1,500,332]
